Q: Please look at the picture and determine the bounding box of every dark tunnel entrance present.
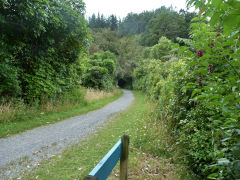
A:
[118,77,132,89]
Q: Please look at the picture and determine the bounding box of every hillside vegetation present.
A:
[132,1,240,179]
[88,0,240,179]
[22,92,195,180]
[0,0,118,135]
[1,0,240,179]
[87,6,196,88]
[0,0,117,102]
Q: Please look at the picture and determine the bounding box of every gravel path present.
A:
[0,90,134,179]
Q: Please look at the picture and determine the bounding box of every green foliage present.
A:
[103,59,116,75]
[133,2,240,178]
[119,7,196,44]
[187,0,240,35]
[119,12,153,35]
[139,6,196,46]
[0,0,89,101]
[88,7,195,88]
[88,13,119,31]
[133,58,183,108]
[134,46,215,178]
[184,1,240,178]
[150,37,173,61]
[89,28,120,55]
[175,21,240,179]
[0,63,21,96]
[116,35,143,84]
[89,28,143,88]
[141,36,177,62]
[142,47,152,59]
[81,51,117,90]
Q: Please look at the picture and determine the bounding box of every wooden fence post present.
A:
[120,135,129,180]
[84,175,98,180]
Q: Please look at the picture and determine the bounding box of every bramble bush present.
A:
[133,1,240,177]
[183,0,240,178]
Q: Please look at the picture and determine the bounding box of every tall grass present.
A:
[0,88,86,124]
[0,99,29,124]
[85,88,120,103]
[0,88,122,138]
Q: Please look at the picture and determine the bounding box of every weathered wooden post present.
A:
[120,135,129,180]
[84,175,98,180]
[83,135,129,180]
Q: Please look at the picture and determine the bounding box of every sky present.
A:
[84,0,194,19]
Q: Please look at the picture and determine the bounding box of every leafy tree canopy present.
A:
[0,0,89,101]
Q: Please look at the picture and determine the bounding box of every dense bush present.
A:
[87,7,195,88]
[0,0,89,101]
[182,25,240,180]
[117,7,196,46]
[139,7,196,46]
[80,51,117,91]
[133,5,240,177]
[89,28,143,88]
[141,37,175,62]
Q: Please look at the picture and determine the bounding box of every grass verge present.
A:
[0,89,122,138]
[21,91,195,180]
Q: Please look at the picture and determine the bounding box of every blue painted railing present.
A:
[84,135,129,180]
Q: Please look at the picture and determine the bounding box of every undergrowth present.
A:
[21,91,195,180]
[0,88,122,138]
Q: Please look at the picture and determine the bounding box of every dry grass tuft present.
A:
[85,88,120,103]
[0,102,17,123]
[110,148,180,180]
[127,148,182,180]
[0,102,13,115]
[40,100,55,112]
[0,88,119,124]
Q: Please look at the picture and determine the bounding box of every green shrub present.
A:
[0,63,21,97]
[133,15,240,178]
[0,0,89,101]
[150,37,173,61]
[81,51,117,90]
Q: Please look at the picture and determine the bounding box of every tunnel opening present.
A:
[118,77,132,89]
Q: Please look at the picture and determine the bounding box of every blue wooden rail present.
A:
[84,135,129,180]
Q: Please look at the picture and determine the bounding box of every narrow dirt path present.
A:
[0,90,134,179]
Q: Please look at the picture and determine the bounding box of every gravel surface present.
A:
[0,90,134,179]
